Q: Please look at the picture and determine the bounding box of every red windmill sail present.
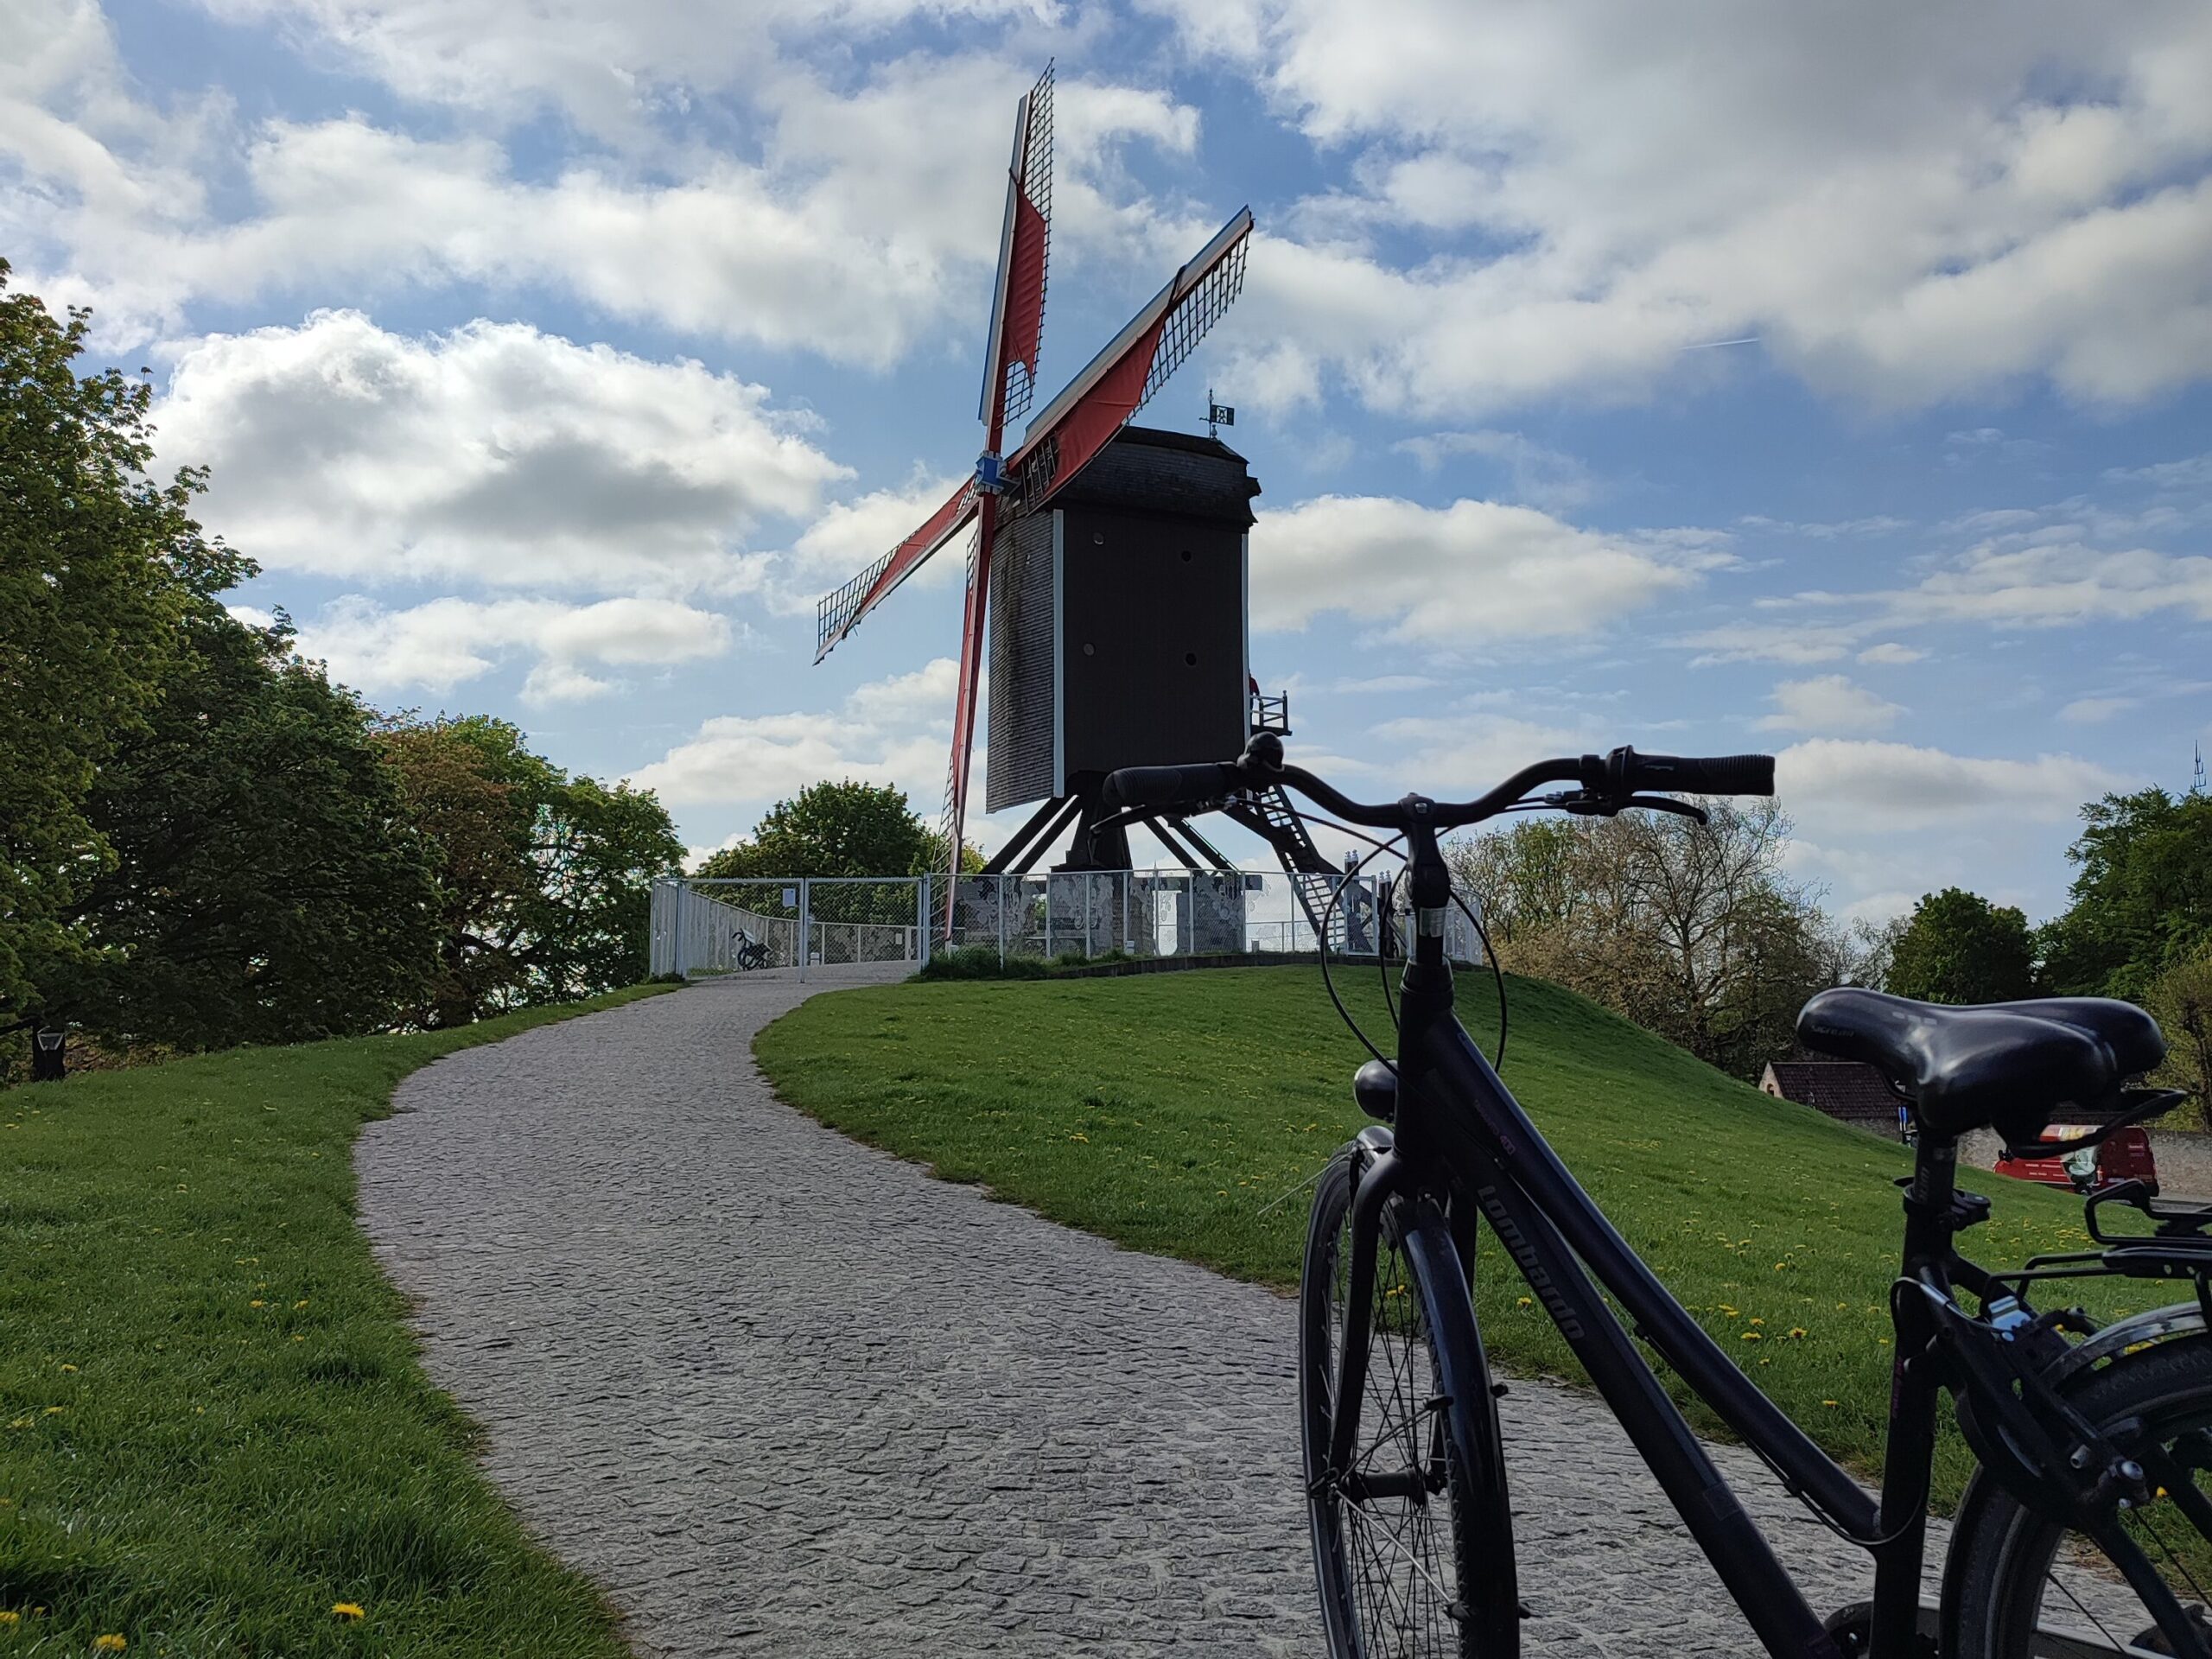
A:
[810,60,1254,932]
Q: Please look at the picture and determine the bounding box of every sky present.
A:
[6,0,2210,926]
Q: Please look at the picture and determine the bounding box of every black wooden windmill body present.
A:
[814,64,1340,938]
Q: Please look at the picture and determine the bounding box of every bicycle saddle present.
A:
[1795,988,2165,1144]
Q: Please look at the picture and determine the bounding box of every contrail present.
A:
[1679,334,1761,351]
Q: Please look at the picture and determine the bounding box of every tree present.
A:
[1446,798,1851,1078]
[54,608,442,1049]
[1885,887,2040,1005]
[2040,787,2212,998]
[697,781,941,880]
[2145,945,2212,1131]
[0,262,230,1031]
[376,716,682,1025]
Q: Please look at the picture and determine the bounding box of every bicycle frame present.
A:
[1320,823,2203,1659]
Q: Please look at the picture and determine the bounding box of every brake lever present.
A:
[1534,789,1708,825]
[1624,794,1709,825]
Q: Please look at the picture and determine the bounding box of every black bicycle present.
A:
[1103,735,2208,1659]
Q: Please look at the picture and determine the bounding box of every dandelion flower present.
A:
[57,1364,76,1375]
[94,1637,127,1651]
[249,1300,265,1308]
[1069,1133,1089,1143]
[1821,1399,1840,1408]
[1788,1328,1808,1339]
[1516,1296,1534,1308]
[1740,1331,1762,1341]
[332,1603,365,1621]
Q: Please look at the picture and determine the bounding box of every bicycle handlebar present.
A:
[1100,742,1776,833]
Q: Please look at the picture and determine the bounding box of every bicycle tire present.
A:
[1943,1332,2212,1657]
[1299,1146,1519,1657]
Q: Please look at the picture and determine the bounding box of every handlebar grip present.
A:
[1101,762,1242,810]
[1624,752,1776,796]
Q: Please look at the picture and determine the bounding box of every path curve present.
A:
[360,973,1906,1656]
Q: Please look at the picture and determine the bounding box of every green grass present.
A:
[756,968,2146,1509]
[0,985,672,1656]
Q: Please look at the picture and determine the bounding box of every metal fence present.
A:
[651,869,1485,980]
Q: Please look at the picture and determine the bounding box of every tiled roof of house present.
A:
[1764,1059,1904,1127]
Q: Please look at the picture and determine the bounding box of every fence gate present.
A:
[650,877,931,982]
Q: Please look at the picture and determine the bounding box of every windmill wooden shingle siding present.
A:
[986,427,1257,813]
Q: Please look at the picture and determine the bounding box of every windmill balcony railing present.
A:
[650,870,1486,981]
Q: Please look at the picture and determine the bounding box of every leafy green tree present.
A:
[54,608,442,1049]
[2041,788,2212,998]
[2145,945,2212,1129]
[1885,887,2040,1004]
[1446,798,1852,1078]
[698,780,939,880]
[377,716,682,1024]
[0,261,229,1031]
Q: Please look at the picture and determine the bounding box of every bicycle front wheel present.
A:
[1944,1332,2212,1657]
[1299,1146,1517,1658]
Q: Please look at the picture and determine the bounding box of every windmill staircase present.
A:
[1221,689,1357,953]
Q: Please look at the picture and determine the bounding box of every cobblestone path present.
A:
[359,973,1912,1657]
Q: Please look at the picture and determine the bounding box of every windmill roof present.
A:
[1114,423,1248,462]
[1046,424,1262,525]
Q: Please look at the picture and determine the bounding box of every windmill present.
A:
[811,63,1258,930]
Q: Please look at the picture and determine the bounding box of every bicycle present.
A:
[1103,734,2202,1659]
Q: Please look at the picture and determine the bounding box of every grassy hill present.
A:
[0,988,669,1656]
[756,966,2138,1504]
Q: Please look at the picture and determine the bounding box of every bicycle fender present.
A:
[2037,1300,2206,1391]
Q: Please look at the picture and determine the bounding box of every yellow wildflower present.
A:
[41,1407,64,1416]
[1069,1132,1089,1143]
[1748,1317,1764,1326]
[94,1637,127,1652]
[332,1603,365,1621]
[1788,1327,1808,1339]
[1821,1399,1840,1408]
[293,1300,309,1309]
[1516,1296,1534,1308]
[249,1300,265,1308]
[57,1364,77,1375]
[1740,1331,1762,1341]
[0,1611,16,1625]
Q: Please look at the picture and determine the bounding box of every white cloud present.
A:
[1165,1,2212,413]
[1775,739,2122,835]
[1890,541,2212,627]
[6,10,1204,364]
[628,658,957,808]
[1758,675,1904,735]
[2057,696,2138,726]
[1857,642,1925,665]
[1677,623,1864,667]
[1369,711,1596,797]
[152,311,845,593]
[284,594,734,702]
[1391,429,1595,512]
[188,0,1049,132]
[1252,494,1713,644]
